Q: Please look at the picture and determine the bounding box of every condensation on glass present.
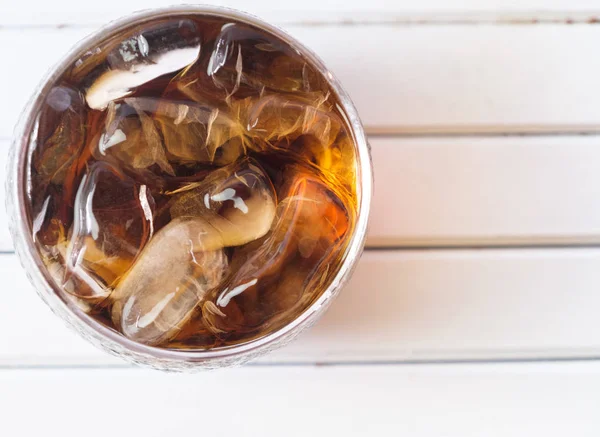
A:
[17,10,367,357]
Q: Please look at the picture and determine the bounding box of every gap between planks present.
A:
[6,11,600,28]
[4,355,600,371]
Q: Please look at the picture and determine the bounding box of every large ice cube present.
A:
[110,217,228,345]
[85,20,201,110]
[169,157,277,247]
[61,162,154,301]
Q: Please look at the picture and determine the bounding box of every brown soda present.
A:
[25,14,358,349]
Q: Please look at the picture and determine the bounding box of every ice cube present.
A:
[31,193,67,247]
[85,20,201,110]
[245,93,357,192]
[261,54,323,93]
[171,23,320,105]
[166,309,218,349]
[32,85,85,186]
[62,162,154,300]
[124,97,248,166]
[246,93,338,147]
[169,157,277,247]
[29,85,86,247]
[202,169,351,336]
[97,100,174,176]
[110,217,228,345]
[106,19,200,70]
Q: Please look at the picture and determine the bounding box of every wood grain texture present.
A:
[2,364,600,436]
[2,0,600,25]
[5,136,600,251]
[5,25,600,140]
[4,249,600,366]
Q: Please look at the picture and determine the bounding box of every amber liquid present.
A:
[26,15,358,349]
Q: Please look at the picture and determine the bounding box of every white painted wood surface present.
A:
[368,135,600,246]
[2,363,600,437]
[4,1,600,434]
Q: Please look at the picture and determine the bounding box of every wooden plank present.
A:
[5,26,600,139]
[5,136,600,251]
[4,249,600,366]
[3,1,600,26]
[368,136,600,247]
[2,364,600,436]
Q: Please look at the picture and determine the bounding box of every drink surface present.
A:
[25,14,358,349]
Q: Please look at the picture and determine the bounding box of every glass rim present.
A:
[8,4,373,366]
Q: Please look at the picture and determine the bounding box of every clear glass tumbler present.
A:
[6,5,373,371]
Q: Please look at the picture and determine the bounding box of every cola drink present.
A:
[25,14,358,349]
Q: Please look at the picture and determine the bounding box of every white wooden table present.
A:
[3,1,600,435]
